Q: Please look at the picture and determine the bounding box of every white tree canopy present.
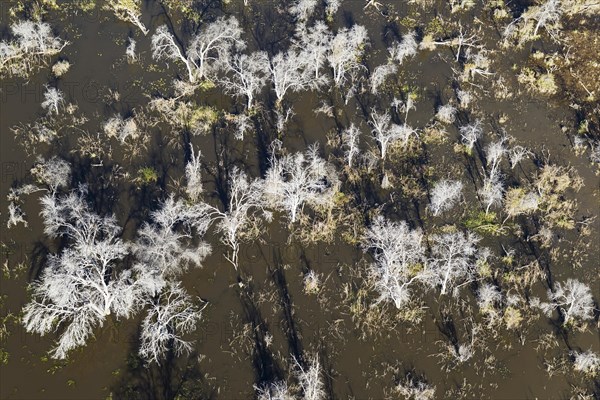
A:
[425,231,479,295]
[264,144,339,224]
[139,282,204,364]
[23,189,140,359]
[364,216,426,308]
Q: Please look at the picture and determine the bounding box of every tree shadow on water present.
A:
[110,328,216,400]
[236,271,284,388]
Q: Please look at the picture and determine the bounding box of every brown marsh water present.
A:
[1,0,599,399]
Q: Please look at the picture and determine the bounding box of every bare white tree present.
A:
[269,50,310,105]
[389,31,418,64]
[7,202,27,228]
[540,279,595,324]
[294,355,326,400]
[30,156,72,192]
[152,25,196,82]
[370,63,397,95]
[509,145,532,168]
[22,189,141,359]
[435,104,457,124]
[429,179,463,216]
[41,86,65,115]
[477,283,503,321]
[125,37,137,62]
[185,145,204,202]
[152,17,244,82]
[218,51,269,109]
[103,114,141,143]
[7,157,71,228]
[572,350,600,376]
[187,16,245,80]
[341,124,361,167]
[264,143,339,224]
[459,120,482,151]
[369,110,417,159]
[364,216,426,308]
[295,21,333,89]
[274,106,296,133]
[289,0,319,21]
[456,89,473,109]
[210,168,268,269]
[327,25,369,88]
[139,282,204,364]
[231,113,253,140]
[133,196,212,295]
[303,270,322,294]
[0,20,68,78]
[394,96,418,127]
[325,0,343,17]
[106,0,149,35]
[479,138,506,213]
[425,231,479,295]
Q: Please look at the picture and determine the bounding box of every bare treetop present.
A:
[264,144,340,224]
[1,20,68,78]
[152,17,245,82]
[364,216,426,308]
[23,190,140,359]
[425,231,480,295]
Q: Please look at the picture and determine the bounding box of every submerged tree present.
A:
[295,21,333,89]
[106,0,149,35]
[294,355,326,400]
[0,20,68,78]
[133,196,213,295]
[538,279,595,325]
[22,189,140,359]
[425,231,479,295]
[364,216,426,308]
[264,143,339,224]
[210,168,268,269]
[503,0,562,44]
[152,17,244,82]
[341,123,361,168]
[369,110,417,159]
[393,373,436,400]
[327,25,369,88]
[217,51,269,109]
[572,350,600,377]
[429,180,463,216]
[268,50,310,106]
[255,381,294,400]
[139,283,204,364]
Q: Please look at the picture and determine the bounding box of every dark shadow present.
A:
[111,326,216,400]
